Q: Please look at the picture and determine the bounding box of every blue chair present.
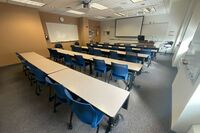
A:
[54,43,63,49]
[111,45,119,50]
[88,47,94,55]
[93,49,103,56]
[74,55,89,72]
[93,59,110,81]
[140,49,152,66]
[125,54,139,63]
[51,49,61,62]
[125,46,132,52]
[103,43,109,48]
[71,45,82,52]
[65,90,104,133]
[29,65,47,95]
[63,54,74,68]
[108,62,131,90]
[16,52,30,76]
[109,51,119,60]
[45,77,73,112]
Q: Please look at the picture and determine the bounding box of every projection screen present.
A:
[115,16,144,37]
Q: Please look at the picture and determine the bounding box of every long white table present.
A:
[81,46,149,58]
[48,69,130,118]
[19,52,67,74]
[53,48,143,72]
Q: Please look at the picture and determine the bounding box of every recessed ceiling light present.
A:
[90,3,108,10]
[130,0,144,3]
[11,0,45,6]
[114,13,125,16]
[95,16,106,19]
[66,10,85,15]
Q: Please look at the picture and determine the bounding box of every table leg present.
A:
[105,117,114,133]
[89,61,93,75]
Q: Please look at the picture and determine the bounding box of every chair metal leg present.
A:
[48,87,53,102]
[53,94,57,113]
[105,117,114,133]
[95,72,98,78]
[105,73,107,82]
[35,82,40,96]
[68,112,73,129]
[108,74,112,83]
[96,125,100,133]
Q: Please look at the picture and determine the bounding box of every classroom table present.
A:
[88,43,159,52]
[53,48,143,90]
[81,46,149,64]
[53,48,143,72]
[19,52,67,74]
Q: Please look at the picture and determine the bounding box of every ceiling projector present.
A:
[81,0,92,8]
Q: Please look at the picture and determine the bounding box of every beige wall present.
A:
[79,17,89,46]
[0,3,48,67]
[0,3,101,67]
[89,20,101,43]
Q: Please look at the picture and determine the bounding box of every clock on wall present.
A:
[59,17,64,23]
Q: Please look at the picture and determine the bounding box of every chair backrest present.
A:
[103,43,109,48]
[109,51,119,59]
[68,95,103,128]
[74,55,85,66]
[125,46,132,52]
[126,54,139,63]
[141,49,152,58]
[88,47,94,55]
[55,43,63,49]
[63,54,72,65]
[93,49,102,56]
[111,62,128,80]
[46,77,72,103]
[112,45,118,50]
[31,66,46,83]
[94,59,106,72]
[71,45,82,52]
[74,41,80,46]
[51,49,59,59]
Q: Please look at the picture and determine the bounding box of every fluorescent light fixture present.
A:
[11,0,45,6]
[130,0,144,3]
[95,16,105,19]
[114,13,125,16]
[90,3,108,10]
[66,10,85,15]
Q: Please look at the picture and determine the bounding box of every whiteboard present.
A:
[46,22,79,42]
[142,23,168,41]
[115,17,143,37]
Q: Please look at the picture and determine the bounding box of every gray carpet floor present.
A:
[0,53,177,133]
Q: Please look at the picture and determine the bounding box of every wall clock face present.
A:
[59,17,64,22]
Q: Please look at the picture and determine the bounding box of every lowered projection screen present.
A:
[115,16,144,37]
